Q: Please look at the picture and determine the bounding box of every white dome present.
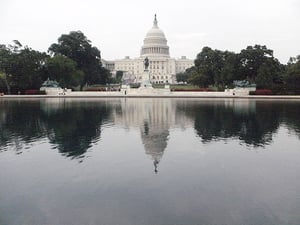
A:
[141,15,170,57]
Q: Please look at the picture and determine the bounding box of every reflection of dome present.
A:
[140,14,170,57]
[141,120,169,173]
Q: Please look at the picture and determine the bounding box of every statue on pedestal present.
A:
[140,57,152,88]
[144,57,149,71]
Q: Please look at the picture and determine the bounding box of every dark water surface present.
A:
[0,98,300,225]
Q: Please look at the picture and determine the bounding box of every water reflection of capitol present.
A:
[111,98,257,172]
[1,97,274,170]
[113,98,193,173]
[36,98,258,170]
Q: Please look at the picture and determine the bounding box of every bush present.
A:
[171,88,215,92]
[129,83,141,88]
[85,87,107,91]
[24,90,46,95]
[249,89,273,95]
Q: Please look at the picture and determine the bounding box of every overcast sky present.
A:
[1,0,299,63]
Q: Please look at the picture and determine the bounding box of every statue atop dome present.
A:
[153,14,158,27]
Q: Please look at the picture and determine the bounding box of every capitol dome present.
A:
[140,15,170,57]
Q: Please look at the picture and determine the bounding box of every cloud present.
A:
[170,33,208,41]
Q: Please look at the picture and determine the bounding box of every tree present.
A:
[194,47,223,86]
[239,45,274,82]
[110,70,123,84]
[0,44,13,94]
[10,47,48,90]
[116,71,123,82]
[192,47,240,88]
[219,51,242,87]
[0,41,48,93]
[255,57,284,89]
[187,66,210,87]
[284,55,300,93]
[45,55,84,88]
[48,31,110,89]
[238,45,286,89]
[185,45,284,90]
[176,72,189,83]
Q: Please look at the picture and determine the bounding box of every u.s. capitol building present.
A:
[102,15,194,84]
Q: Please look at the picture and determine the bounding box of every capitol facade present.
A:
[102,15,194,84]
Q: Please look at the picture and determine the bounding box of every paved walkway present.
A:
[1,91,300,99]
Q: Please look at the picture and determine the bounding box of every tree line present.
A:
[176,45,300,94]
[1,33,299,94]
[0,31,111,94]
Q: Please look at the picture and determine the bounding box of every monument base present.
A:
[140,70,153,89]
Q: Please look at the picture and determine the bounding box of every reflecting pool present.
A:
[0,98,300,225]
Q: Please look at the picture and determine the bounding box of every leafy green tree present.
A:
[191,47,241,88]
[255,57,284,89]
[10,47,48,90]
[0,44,13,94]
[0,41,48,93]
[110,70,124,84]
[187,66,210,87]
[239,45,274,82]
[116,70,123,83]
[219,51,242,87]
[194,47,223,86]
[48,31,110,89]
[284,55,300,93]
[98,66,111,84]
[45,55,84,88]
[176,72,189,83]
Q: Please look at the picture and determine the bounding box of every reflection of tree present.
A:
[0,100,47,152]
[1,98,300,159]
[43,102,111,159]
[0,99,111,159]
[176,100,286,147]
[280,101,300,138]
[236,102,279,146]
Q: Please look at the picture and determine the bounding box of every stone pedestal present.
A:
[140,70,153,88]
